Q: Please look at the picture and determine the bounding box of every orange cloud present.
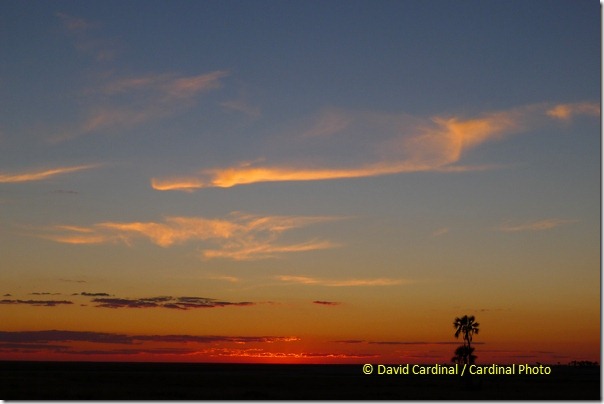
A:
[35,213,340,261]
[203,239,338,261]
[276,275,408,287]
[152,164,410,190]
[97,217,238,247]
[150,177,206,192]
[150,105,546,190]
[405,111,521,168]
[546,102,599,120]
[497,218,577,233]
[0,164,98,184]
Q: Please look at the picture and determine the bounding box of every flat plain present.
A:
[0,361,599,400]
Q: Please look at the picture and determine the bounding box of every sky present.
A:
[0,0,600,364]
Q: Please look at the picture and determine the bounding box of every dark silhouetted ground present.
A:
[0,361,599,400]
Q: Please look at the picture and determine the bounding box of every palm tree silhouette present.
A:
[453,315,479,365]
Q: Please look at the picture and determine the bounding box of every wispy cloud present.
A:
[0,299,73,307]
[30,292,62,296]
[220,90,261,119]
[203,239,338,261]
[497,218,577,233]
[55,12,115,62]
[205,275,241,283]
[91,295,253,310]
[101,71,227,98]
[152,101,597,190]
[313,300,341,306]
[0,164,99,184]
[277,275,407,287]
[54,71,228,142]
[300,108,352,138]
[33,212,340,261]
[546,102,599,121]
[10,284,353,318]
[149,103,561,190]
[52,12,233,143]
[151,163,422,190]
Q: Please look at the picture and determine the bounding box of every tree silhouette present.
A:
[453,315,479,365]
[451,345,476,365]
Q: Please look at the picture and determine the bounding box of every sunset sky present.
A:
[0,0,599,364]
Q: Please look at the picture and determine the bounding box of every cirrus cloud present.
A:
[546,102,600,121]
[54,70,228,142]
[0,164,99,184]
[30,212,341,261]
[277,275,408,287]
[496,218,577,233]
[151,101,598,190]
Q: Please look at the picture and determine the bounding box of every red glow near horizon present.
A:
[1,344,597,366]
